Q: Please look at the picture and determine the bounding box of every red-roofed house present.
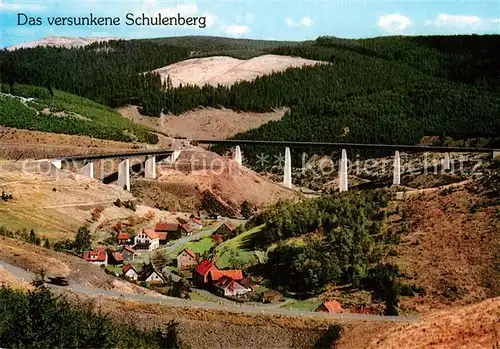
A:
[209,269,243,283]
[156,222,181,240]
[134,229,159,251]
[117,232,131,245]
[194,259,218,284]
[180,224,193,236]
[214,276,251,297]
[315,300,344,314]
[121,245,137,261]
[109,251,125,265]
[212,221,237,240]
[122,264,139,280]
[177,248,197,270]
[187,218,203,230]
[83,250,108,266]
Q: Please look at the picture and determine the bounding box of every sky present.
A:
[1,0,499,48]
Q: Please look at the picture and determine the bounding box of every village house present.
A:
[194,259,218,285]
[122,264,139,281]
[117,232,131,245]
[121,245,137,261]
[315,300,344,314]
[109,251,125,265]
[134,229,160,251]
[208,269,244,284]
[212,221,237,241]
[214,276,251,297]
[188,217,203,230]
[138,263,165,284]
[176,248,197,270]
[156,221,181,240]
[180,223,193,236]
[83,250,108,266]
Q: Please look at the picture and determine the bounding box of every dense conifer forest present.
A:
[1,35,499,153]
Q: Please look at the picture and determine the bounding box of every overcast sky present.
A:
[1,0,499,47]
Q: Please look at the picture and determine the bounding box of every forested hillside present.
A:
[1,34,499,157]
[0,84,157,143]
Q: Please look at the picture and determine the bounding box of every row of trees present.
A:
[0,286,186,348]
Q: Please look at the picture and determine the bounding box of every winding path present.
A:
[0,260,418,323]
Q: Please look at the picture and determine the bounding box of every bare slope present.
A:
[118,105,287,139]
[152,54,328,87]
[131,147,302,214]
[370,297,500,349]
[6,36,118,51]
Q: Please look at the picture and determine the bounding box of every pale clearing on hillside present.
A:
[6,36,118,51]
[152,54,328,87]
[118,105,287,139]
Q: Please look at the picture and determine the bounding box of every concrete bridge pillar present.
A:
[493,149,500,159]
[79,162,94,178]
[51,160,62,169]
[443,152,451,171]
[118,159,130,191]
[145,156,156,179]
[393,151,401,186]
[234,146,242,165]
[339,149,348,192]
[170,150,181,164]
[283,147,292,189]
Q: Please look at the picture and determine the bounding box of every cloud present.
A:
[490,18,500,24]
[0,2,46,11]
[300,17,313,26]
[223,24,250,36]
[156,3,199,17]
[377,14,412,33]
[424,14,487,30]
[285,16,313,28]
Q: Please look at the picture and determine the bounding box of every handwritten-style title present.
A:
[17,13,207,28]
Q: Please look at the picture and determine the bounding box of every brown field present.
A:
[370,297,500,349]
[118,105,287,140]
[387,184,500,313]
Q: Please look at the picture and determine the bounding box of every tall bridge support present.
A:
[118,159,130,191]
[51,160,62,169]
[234,146,242,165]
[493,150,500,159]
[339,149,348,192]
[443,152,451,171]
[283,147,292,189]
[79,162,94,178]
[170,150,181,164]
[145,156,156,179]
[393,151,401,186]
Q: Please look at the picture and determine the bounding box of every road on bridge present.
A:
[0,260,418,323]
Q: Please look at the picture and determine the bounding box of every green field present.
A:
[0,84,157,144]
[213,225,265,269]
[281,298,322,311]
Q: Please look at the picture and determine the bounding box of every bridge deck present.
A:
[60,149,174,162]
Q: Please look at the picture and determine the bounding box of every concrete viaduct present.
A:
[41,140,499,192]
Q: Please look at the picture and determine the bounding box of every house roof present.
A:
[181,248,196,259]
[143,228,159,240]
[117,232,130,240]
[195,260,217,276]
[190,218,202,225]
[176,217,188,224]
[122,246,136,253]
[83,250,107,262]
[181,223,192,232]
[155,222,179,232]
[112,252,124,262]
[214,276,246,292]
[122,264,137,273]
[318,300,344,313]
[157,232,168,241]
[209,269,243,282]
[139,263,164,282]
